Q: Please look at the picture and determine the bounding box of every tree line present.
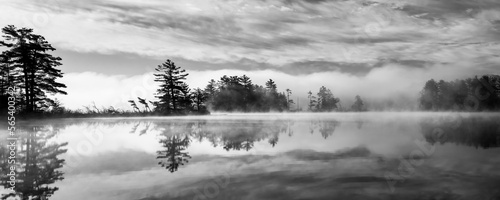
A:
[419,75,500,111]
[10,24,500,116]
[129,58,369,114]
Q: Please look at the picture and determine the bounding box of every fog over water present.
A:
[1,112,499,200]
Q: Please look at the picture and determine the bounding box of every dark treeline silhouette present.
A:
[0,25,67,115]
[420,116,500,149]
[203,75,291,112]
[0,126,67,199]
[127,59,210,115]
[419,74,500,111]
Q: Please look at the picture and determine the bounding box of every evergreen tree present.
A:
[191,88,207,112]
[153,59,189,114]
[286,89,294,111]
[316,86,339,112]
[419,79,439,110]
[307,91,316,111]
[265,79,277,93]
[204,75,289,112]
[0,25,67,113]
[351,95,366,112]
[419,75,500,111]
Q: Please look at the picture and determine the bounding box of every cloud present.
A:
[1,0,499,69]
[1,0,499,110]
[54,60,493,111]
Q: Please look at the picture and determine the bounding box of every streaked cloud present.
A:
[1,0,499,108]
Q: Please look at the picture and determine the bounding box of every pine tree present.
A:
[419,79,439,110]
[307,91,316,111]
[191,88,207,112]
[0,25,67,113]
[351,95,365,112]
[154,59,189,114]
[316,86,339,112]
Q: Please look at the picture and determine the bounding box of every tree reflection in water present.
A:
[136,119,344,173]
[0,126,67,200]
[420,116,500,149]
[156,123,192,173]
[309,120,341,139]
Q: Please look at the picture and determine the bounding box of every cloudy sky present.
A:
[1,0,499,110]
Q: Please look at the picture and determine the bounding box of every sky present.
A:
[1,0,499,110]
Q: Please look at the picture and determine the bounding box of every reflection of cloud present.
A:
[61,150,157,175]
[284,146,372,161]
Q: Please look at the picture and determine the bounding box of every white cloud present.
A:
[55,62,481,111]
[1,0,498,67]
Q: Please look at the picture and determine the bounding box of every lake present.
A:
[1,112,500,200]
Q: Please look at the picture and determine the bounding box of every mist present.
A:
[55,62,487,111]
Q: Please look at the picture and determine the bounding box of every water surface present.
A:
[1,113,500,200]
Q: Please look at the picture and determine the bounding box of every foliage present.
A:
[351,95,367,112]
[203,75,289,112]
[153,59,190,114]
[307,86,340,112]
[0,25,67,113]
[419,75,500,111]
[0,126,67,199]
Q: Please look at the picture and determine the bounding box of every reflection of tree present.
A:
[135,120,294,172]
[157,135,191,173]
[355,120,364,129]
[219,121,291,151]
[420,116,500,149]
[0,126,67,200]
[319,121,340,139]
[221,130,257,151]
[268,134,279,147]
[309,120,341,139]
[156,123,193,173]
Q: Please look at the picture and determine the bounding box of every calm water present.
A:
[1,113,500,200]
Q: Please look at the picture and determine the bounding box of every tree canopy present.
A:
[419,75,500,111]
[203,75,289,112]
[0,25,67,113]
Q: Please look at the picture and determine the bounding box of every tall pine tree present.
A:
[0,25,66,113]
[154,59,189,114]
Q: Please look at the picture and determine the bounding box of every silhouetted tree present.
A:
[177,83,192,111]
[205,75,289,112]
[154,59,189,114]
[191,88,207,112]
[0,25,67,113]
